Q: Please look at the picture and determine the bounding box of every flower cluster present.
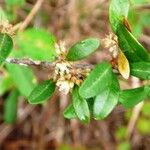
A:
[103,33,118,58]
[53,42,90,94]
[0,21,14,36]
[103,33,130,79]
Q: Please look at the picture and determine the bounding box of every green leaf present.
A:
[117,24,150,62]
[93,74,120,120]
[87,98,94,114]
[16,28,56,61]
[63,104,77,119]
[72,86,90,123]
[0,73,13,95]
[119,86,147,108]
[28,80,55,104]
[6,64,36,97]
[66,38,100,61]
[3,90,19,124]
[145,85,150,98]
[79,61,112,98]
[109,0,129,33]
[130,62,150,80]
[5,0,25,7]
[63,99,94,120]
[0,33,13,65]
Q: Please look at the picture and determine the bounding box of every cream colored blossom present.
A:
[55,62,70,76]
[103,33,118,58]
[53,41,89,94]
[0,17,14,36]
[56,79,74,94]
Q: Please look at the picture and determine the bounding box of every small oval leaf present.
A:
[28,80,55,104]
[66,38,100,61]
[93,74,120,120]
[63,104,77,119]
[119,86,147,108]
[79,61,112,99]
[130,62,150,80]
[72,86,90,123]
[0,33,13,65]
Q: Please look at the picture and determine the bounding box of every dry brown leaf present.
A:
[118,49,130,79]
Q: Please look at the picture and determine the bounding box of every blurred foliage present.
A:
[3,90,19,123]
[0,69,13,95]
[58,145,85,150]
[5,0,25,7]
[15,28,56,61]
[137,102,150,135]
[6,64,36,97]
[129,0,150,37]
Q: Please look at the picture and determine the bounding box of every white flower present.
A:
[55,62,70,76]
[103,33,118,48]
[56,80,74,94]
[103,33,118,58]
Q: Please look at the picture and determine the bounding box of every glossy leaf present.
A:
[93,74,120,120]
[130,62,150,80]
[87,98,94,114]
[63,104,77,119]
[0,33,13,65]
[66,38,100,61]
[3,90,19,124]
[16,28,56,61]
[28,80,55,104]
[118,49,130,79]
[6,64,36,97]
[79,61,112,98]
[109,0,129,33]
[119,86,147,108]
[117,24,150,62]
[72,86,90,123]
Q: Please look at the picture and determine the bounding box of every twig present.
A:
[127,102,144,139]
[5,57,93,69]
[12,22,23,32]
[19,0,44,31]
[127,77,144,138]
[5,58,54,68]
